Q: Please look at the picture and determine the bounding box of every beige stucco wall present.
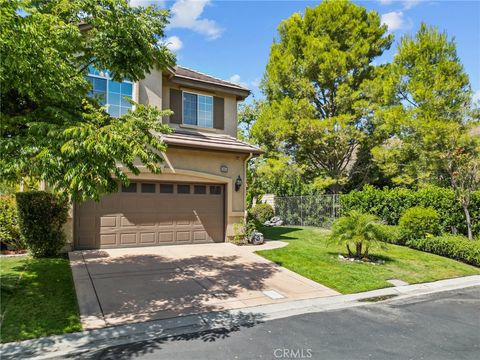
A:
[138,69,163,108]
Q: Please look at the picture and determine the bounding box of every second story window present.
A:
[183,92,213,128]
[86,66,133,117]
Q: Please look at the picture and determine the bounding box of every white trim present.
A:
[181,90,214,129]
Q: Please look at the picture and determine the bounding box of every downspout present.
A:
[244,152,253,219]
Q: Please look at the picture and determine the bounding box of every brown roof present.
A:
[168,66,251,100]
[160,130,263,155]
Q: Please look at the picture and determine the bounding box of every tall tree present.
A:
[372,24,475,186]
[371,24,479,238]
[0,0,175,201]
[253,0,393,193]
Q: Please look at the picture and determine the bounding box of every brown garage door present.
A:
[75,182,225,249]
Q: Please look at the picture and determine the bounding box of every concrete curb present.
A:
[1,275,479,360]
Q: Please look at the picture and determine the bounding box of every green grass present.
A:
[257,226,480,294]
[0,256,82,343]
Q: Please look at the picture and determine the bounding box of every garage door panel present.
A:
[176,231,191,242]
[100,216,117,227]
[100,234,117,246]
[159,231,174,243]
[75,182,224,249]
[193,231,207,241]
[140,232,156,244]
[120,216,136,227]
[120,233,137,245]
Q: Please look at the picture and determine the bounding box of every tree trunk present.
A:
[462,203,473,240]
[356,243,362,259]
[346,244,353,257]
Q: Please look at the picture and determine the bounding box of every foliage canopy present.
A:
[0,0,175,201]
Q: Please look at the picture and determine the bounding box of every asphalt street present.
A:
[74,286,480,360]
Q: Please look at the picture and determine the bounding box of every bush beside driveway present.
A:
[0,256,81,343]
[257,226,480,294]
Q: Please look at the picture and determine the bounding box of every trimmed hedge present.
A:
[16,191,69,257]
[407,235,480,267]
[375,224,404,244]
[399,206,441,241]
[341,185,480,237]
[250,203,274,224]
[0,195,25,250]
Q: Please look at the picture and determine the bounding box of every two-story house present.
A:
[71,66,262,250]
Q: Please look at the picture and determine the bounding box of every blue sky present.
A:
[132,0,480,103]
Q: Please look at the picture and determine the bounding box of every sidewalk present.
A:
[2,275,479,360]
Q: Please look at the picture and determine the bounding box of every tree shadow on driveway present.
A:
[77,251,280,326]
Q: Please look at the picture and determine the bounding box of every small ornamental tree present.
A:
[331,211,385,259]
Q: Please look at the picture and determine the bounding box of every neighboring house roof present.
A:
[167,66,251,100]
[160,130,263,155]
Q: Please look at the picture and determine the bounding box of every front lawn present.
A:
[0,256,81,343]
[257,226,480,294]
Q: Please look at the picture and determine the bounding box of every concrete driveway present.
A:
[69,242,338,329]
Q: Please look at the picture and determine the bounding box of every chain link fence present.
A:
[273,195,341,228]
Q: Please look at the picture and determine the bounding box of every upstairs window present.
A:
[86,66,133,117]
[183,92,213,128]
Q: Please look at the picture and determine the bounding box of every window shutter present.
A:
[213,96,224,130]
[170,89,182,124]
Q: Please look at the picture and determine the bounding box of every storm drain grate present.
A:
[358,294,398,302]
[262,290,286,300]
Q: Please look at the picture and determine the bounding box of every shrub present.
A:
[340,185,479,236]
[231,216,260,246]
[331,210,385,259]
[16,191,69,257]
[375,224,404,245]
[0,195,25,250]
[399,207,441,241]
[407,235,480,267]
[250,203,274,224]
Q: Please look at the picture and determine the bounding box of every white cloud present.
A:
[164,36,183,52]
[229,74,241,84]
[129,0,166,8]
[229,74,248,88]
[378,0,394,5]
[403,0,421,10]
[381,11,405,31]
[169,0,222,40]
[229,74,262,89]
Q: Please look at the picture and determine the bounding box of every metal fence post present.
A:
[300,196,303,226]
[332,194,335,218]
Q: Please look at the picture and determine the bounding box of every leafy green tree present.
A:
[372,24,475,186]
[237,99,264,142]
[370,24,479,237]
[331,210,385,259]
[0,0,175,201]
[253,0,393,193]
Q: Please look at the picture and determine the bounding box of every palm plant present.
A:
[330,210,385,259]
